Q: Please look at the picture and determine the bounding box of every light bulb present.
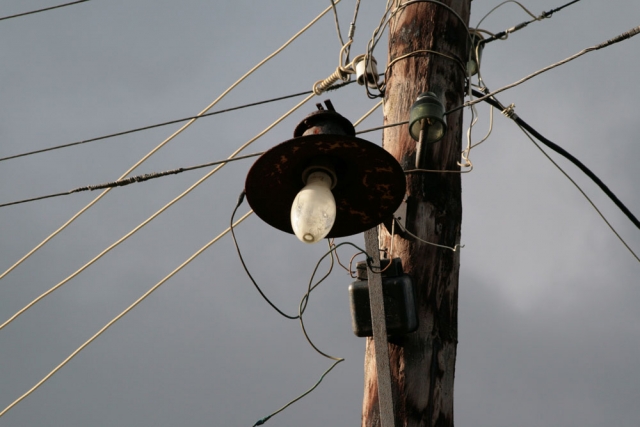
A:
[290,171,336,244]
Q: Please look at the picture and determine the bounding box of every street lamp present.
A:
[245,101,406,243]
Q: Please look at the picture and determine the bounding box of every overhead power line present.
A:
[0,94,316,333]
[0,92,306,162]
[457,24,640,113]
[481,0,582,44]
[0,99,381,210]
[0,82,356,163]
[471,88,640,231]
[0,210,254,419]
[0,0,91,22]
[0,1,339,284]
[0,152,266,209]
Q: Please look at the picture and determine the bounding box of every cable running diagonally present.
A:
[0,97,378,210]
[1,100,386,418]
[0,2,339,283]
[471,89,640,231]
[0,210,253,419]
[480,0,583,44]
[0,92,307,162]
[0,152,265,209]
[0,81,355,163]
[0,0,90,22]
[473,90,639,261]
[0,94,316,332]
[460,25,640,110]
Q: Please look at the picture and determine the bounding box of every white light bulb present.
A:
[290,171,336,244]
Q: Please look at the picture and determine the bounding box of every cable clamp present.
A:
[501,103,517,119]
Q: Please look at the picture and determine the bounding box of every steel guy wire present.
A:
[0,2,339,283]
[0,210,254,419]
[0,0,91,21]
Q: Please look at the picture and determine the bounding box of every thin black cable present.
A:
[0,0,90,22]
[482,0,582,44]
[0,81,355,163]
[244,243,365,426]
[251,359,343,427]
[230,191,300,320]
[0,92,303,162]
[0,103,404,209]
[471,88,640,230]
[0,152,264,209]
[355,121,408,135]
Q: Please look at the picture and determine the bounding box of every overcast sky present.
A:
[0,1,638,426]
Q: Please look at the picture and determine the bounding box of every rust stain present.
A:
[348,209,371,223]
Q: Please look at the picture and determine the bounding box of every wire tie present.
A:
[501,103,517,119]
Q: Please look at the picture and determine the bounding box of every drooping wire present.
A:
[0,0,90,22]
[393,218,464,252]
[471,88,640,231]
[230,191,299,320]
[297,241,366,357]
[0,2,339,283]
[0,210,253,419]
[0,94,316,332]
[251,359,343,427]
[250,241,367,427]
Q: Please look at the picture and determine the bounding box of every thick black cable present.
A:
[0,81,355,163]
[0,0,90,22]
[230,191,300,320]
[472,88,640,230]
[482,0,582,44]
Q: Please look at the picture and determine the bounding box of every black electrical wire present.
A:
[0,151,264,209]
[230,191,300,320]
[0,112,409,209]
[482,0,582,44]
[0,80,355,163]
[471,88,640,230]
[0,0,91,22]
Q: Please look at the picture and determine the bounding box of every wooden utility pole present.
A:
[362,1,471,426]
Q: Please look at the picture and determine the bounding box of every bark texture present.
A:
[362,1,471,426]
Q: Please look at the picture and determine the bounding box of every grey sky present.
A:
[0,1,638,426]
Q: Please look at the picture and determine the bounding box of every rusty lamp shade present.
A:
[244,104,406,240]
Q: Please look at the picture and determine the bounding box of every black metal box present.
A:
[348,258,417,337]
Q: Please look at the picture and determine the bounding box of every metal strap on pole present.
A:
[364,228,396,427]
